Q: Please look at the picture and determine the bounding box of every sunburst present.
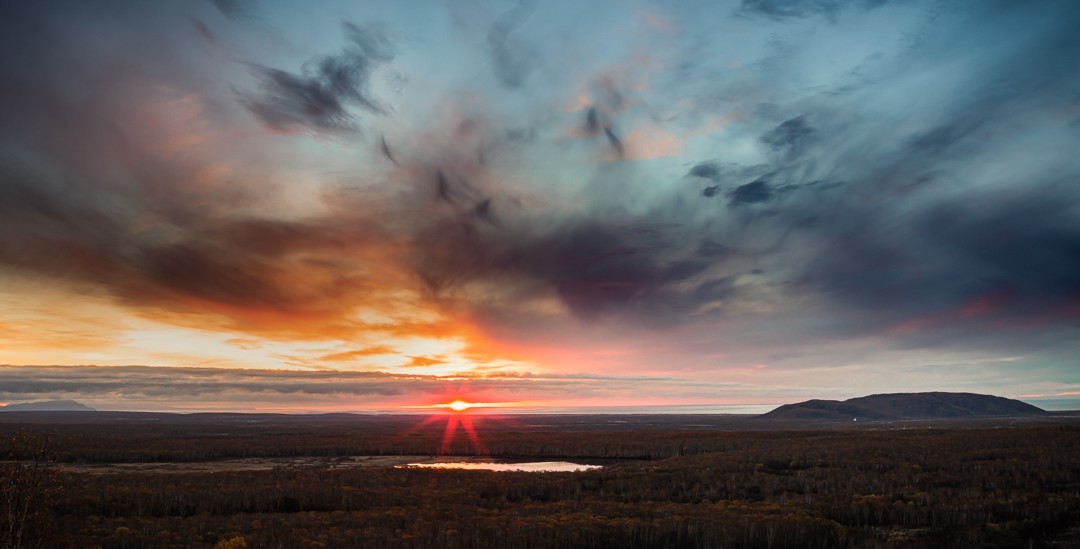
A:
[398,394,520,456]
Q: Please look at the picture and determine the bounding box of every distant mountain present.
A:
[0,399,96,412]
[761,392,1047,422]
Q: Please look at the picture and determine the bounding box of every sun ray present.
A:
[397,412,445,438]
[439,414,460,456]
[459,416,488,455]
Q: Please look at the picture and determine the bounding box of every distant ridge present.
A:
[761,392,1047,422]
[0,399,96,412]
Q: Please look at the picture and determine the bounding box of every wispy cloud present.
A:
[242,22,395,134]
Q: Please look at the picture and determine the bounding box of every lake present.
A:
[51,456,605,474]
[401,461,602,472]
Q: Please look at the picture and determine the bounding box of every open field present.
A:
[3,413,1080,548]
[46,455,434,475]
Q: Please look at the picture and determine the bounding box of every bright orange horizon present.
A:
[2,0,1079,414]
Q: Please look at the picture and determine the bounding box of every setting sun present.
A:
[448,400,471,412]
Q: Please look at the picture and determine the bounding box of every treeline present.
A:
[3,417,738,462]
[4,417,1069,463]
[4,425,1080,547]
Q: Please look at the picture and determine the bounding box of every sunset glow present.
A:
[5,3,1077,547]
[0,0,1078,413]
[423,400,508,412]
[401,398,498,456]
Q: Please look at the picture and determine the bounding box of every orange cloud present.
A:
[403,356,445,368]
[319,345,397,362]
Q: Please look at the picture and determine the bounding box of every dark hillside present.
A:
[762,392,1047,422]
[0,400,95,412]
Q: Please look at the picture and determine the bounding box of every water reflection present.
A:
[402,461,601,472]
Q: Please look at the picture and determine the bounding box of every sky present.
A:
[1,0,1078,413]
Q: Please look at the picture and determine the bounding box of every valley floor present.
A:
[2,413,1079,548]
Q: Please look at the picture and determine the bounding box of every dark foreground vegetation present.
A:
[2,413,1079,548]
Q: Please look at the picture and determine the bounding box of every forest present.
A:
[2,413,1079,548]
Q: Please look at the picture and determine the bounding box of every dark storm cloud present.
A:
[0,156,393,324]
[727,178,773,206]
[435,170,454,202]
[603,127,624,157]
[144,243,280,306]
[0,3,415,338]
[689,162,721,179]
[0,3,214,286]
[380,135,398,165]
[433,169,483,205]
[562,0,1080,355]
[582,107,624,157]
[688,162,773,200]
[0,161,128,290]
[921,195,1080,306]
[357,109,735,323]
[392,0,1079,332]
[242,22,394,133]
[803,187,1080,336]
[411,213,733,320]
[738,0,895,21]
[1,0,1079,365]
[737,0,1080,343]
[0,36,388,318]
[761,116,815,161]
[472,198,497,226]
[584,107,603,135]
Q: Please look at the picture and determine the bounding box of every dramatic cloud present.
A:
[242,22,395,133]
[727,178,774,206]
[761,116,815,161]
[738,0,897,21]
[1,0,1078,410]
